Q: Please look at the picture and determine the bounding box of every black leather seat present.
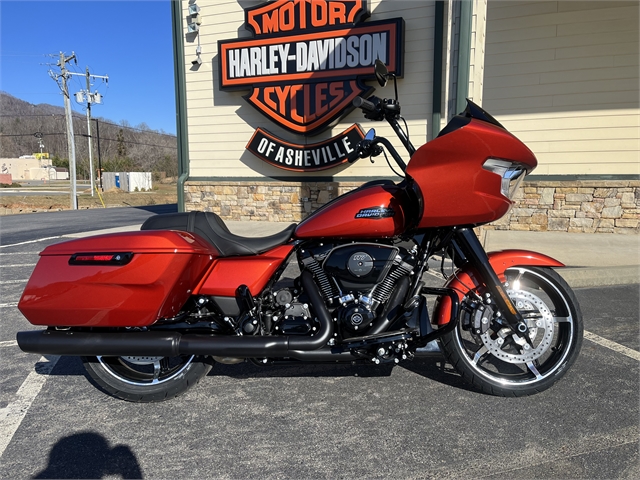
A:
[141,211,297,257]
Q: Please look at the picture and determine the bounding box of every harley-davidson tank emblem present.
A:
[355,207,395,219]
[218,0,404,136]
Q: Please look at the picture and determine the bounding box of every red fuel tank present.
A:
[294,183,407,239]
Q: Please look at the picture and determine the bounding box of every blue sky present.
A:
[0,0,177,134]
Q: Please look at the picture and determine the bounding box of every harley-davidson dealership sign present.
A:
[218,0,404,172]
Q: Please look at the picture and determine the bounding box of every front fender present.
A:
[433,250,564,326]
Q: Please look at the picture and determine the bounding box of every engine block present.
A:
[299,242,417,337]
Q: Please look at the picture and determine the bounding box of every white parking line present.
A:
[0,280,29,285]
[0,340,18,347]
[0,264,37,268]
[0,252,40,256]
[0,355,60,457]
[584,330,640,361]
[0,236,62,249]
[0,303,19,308]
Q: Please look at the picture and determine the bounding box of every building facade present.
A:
[0,156,68,181]
[172,0,639,233]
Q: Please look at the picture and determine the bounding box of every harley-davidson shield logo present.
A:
[218,0,404,136]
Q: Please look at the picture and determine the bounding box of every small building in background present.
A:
[0,156,66,181]
[102,172,152,192]
[53,167,69,180]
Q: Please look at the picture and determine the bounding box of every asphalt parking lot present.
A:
[0,216,638,479]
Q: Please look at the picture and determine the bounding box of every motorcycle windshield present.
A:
[437,99,504,139]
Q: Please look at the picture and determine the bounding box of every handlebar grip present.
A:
[353,96,376,113]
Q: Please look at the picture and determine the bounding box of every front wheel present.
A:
[81,354,213,402]
[441,267,583,396]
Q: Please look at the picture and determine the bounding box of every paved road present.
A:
[0,210,638,479]
[0,182,91,196]
[0,190,71,196]
[0,204,177,245]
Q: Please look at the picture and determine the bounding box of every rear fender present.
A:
[433,250,564,326]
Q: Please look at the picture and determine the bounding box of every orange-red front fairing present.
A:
[406,119,537,228]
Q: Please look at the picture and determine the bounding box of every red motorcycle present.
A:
[17,61,582,402]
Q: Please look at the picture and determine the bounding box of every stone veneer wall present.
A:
[185,181,363,223]
[491,180,639,234]
[184,179,639,234]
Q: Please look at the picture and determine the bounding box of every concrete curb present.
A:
[559,265,640,289]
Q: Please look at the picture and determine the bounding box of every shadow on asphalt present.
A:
[33,431,143,479]
[131,204,177,215]
[207,356,478,393]
[49,355,476,393]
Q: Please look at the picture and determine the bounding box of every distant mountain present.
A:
[0,91,68,117]
[0,92,178,178]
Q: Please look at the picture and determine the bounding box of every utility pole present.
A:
[72,68,108,195]
[94,119,103,190]
[86,69,95,196]
[49,52,78,209]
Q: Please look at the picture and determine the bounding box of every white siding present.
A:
[182,0,435,178]
[469,0,488,104]
[483,1,640,175]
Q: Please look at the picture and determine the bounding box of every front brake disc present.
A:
[479,289,555,364]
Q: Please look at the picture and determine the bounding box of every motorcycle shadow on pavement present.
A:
[46,356,85,376]
[33,431,143,479]
[46,353,476,394]
[206,356,478,393]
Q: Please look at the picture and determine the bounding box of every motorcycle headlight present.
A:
[482,159,527,200]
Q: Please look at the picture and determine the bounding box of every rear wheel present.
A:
[81,354,213,402]
[441,267,583,396]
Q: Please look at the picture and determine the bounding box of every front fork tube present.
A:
[454,228,531,340]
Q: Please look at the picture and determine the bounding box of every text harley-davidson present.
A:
[17,61,582,402]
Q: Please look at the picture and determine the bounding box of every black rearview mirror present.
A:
[374,59,388,87]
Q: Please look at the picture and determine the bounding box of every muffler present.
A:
[16,329,291,357]
[17,271,334,359]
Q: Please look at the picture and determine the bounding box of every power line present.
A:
[0,133,66,137]
[93,119,176,137]
[76,134,177,149]
[0,132,176,149]
[0,114,68,117]
[0,114,176,137]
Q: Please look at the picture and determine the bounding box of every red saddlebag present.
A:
[18,231,215,327]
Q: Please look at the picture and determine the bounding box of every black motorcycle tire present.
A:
[441,266,583,397]
[81,354,213,403]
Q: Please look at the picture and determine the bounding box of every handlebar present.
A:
[352,96,376,113]
[352,95,416,171]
